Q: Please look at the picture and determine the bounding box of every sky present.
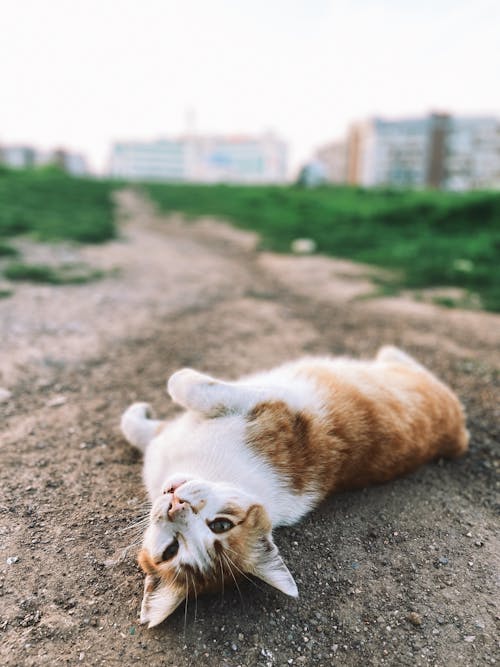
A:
[1,0,499,174]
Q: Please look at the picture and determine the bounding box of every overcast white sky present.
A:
[1,0,499,174]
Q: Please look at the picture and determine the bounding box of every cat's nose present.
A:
[167,495,187,520]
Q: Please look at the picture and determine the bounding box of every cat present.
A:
[120,345,468,628]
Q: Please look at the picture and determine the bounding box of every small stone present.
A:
[464,635,476,643]
[47,395,67,408]
[407,612,422,626]
[0,388,12,403]
[474,540,484,547]
[6,556,19,565]
[332,644,339,653]
[291,238,316,255]
[79,652,85,661]
[438,556,449,565]
[231,643,237,651]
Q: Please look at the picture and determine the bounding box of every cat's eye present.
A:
[208,518,234,534]
[161,539,179,561]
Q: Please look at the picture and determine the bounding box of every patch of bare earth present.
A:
[0,190,498,667]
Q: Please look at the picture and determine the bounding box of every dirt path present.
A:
[1,191,498,667]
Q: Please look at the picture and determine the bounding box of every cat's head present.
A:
[138,478,297,627]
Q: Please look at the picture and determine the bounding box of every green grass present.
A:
[0,241,19,257]
[145,183,500,312]
[4,261,105,285]
[0,166,118,244]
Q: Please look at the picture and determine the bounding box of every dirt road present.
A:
[1,191,498,666]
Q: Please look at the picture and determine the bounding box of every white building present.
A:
[348,116,433,188]
[109,139,189,181]
[108,133,288,183]
[316,113,500,190]
[445,117,500,190]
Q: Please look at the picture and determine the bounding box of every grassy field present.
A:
[1,169,498,310]
[145,183,500,312]
[0,166,117,287]
[0,166,117,245]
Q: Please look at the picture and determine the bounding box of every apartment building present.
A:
[109,133,288,183]
[445,116,500,190]
[316,113,500,190]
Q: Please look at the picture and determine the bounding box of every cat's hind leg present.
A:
[120,402,162,453]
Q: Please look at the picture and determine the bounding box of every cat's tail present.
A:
[120,402,162,454]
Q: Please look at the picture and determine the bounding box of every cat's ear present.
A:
[167,368,260,417]
[250,537,298,598]
[140,575,185,628]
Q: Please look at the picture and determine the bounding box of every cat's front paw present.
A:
[124,402,156,420]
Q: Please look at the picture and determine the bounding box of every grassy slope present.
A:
[0,166,117,244]
[145,183,500,312]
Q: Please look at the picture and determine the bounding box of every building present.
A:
[315,113,500,190]
[346,115,440,188]
[444,116,500,190]
[0,145,37,168]
[316,140,348,184]
[108,133,288,183]
[109,139,189,181]
[0,144,88,175]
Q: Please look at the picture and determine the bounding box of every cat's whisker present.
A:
[222,553,244,607]
[183,573,189,639]
[217,554,225,599]
[119,517,150,533]
[222,551,264,593]
[189,572,198,623]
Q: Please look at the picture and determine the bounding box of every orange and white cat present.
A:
[120,346,468,628]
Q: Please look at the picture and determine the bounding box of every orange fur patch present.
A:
[246,363,468,498]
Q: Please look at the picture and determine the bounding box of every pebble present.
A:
[0,388,12,403]
[6,556,19,565]
[464,635,476,643]
[291,238,316,255]
[47,395,67,408]
[407,612,422,626]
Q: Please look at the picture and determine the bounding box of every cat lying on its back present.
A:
[120,346,468,628]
